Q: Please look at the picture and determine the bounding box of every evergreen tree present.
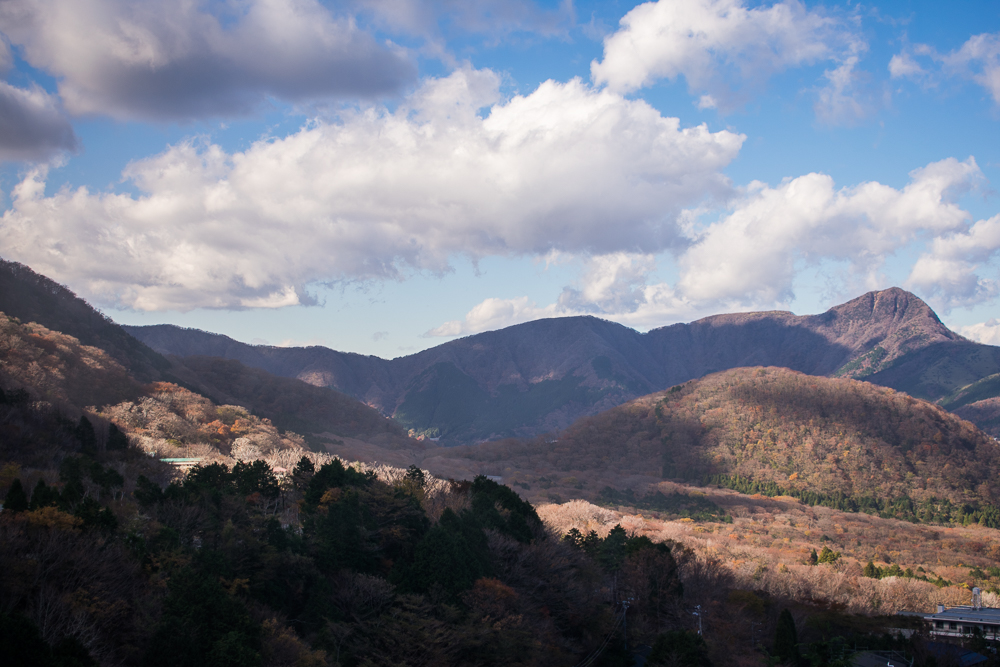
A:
[29,479,61,509]
[106,423,129,451]
[291,455,315,492]
[863,561,881,579]
[774,608,800,665]
[4,479,29,513]
[59,457,86,506]
[600,524,629,572]
[75,415,97,456]
[808,548,818,565]
[817,546,840,563]
[405,464,426,486]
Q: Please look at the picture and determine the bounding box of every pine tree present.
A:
[863,561,881,578]
[106,423,129,451]
[774,608,800,664]
[29,479,61,509]
[3,479,29,513]
[75,415,97,456]
[808,548,818,565]
[405,464,426,486]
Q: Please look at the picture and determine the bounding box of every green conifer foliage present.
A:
[774,608,800,664]
[863,561,882,579]
[106,423,129,451]
[817,546,841,563]
[29,479,60,509]
[75,415,96,456]
[4,478,29,513]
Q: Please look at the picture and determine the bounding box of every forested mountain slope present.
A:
[127,288,1000,443]
[0,257,417,447]
[0,259,171,381]
[424,366,1000,514]
[0,311,415,465]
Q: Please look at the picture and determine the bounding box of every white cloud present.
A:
[426,252,665,337]
[426,296,559,337]
[888,52,927,80]
[0,0,416,120]
[891,33,1000,105]
[957,319,1000,346]
[677,157,980,304]
[0,68,743,311]
[557,252,656,314]
[427,157,989,335]
[946,33,1000,104]
[814,55,870,126]
[591,0,858,110]
[906,214,1000,308]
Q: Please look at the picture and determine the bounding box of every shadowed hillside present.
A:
[0,259,170,380]
[0,313,143,412]
[400,367,1000,514]
[0,259,417,447]
[168,355,412,446]
[127,288,1000,443]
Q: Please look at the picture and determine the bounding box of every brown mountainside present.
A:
[0,313,142,412]
[0,258,417,448]
[404,366,1000,510]
[0,259,171,381]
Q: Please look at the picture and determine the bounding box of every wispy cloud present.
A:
[891,32,1000,106]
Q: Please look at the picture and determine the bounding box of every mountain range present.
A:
[6,254,1000,520]
[126,287,1000,442]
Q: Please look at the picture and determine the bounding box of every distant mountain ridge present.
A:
[126,287,1000,443]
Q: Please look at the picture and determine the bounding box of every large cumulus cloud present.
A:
[428,157,987,336]
[0,0,416,120]
[0,68,743,310]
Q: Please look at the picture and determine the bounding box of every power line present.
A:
[572,610,625,667]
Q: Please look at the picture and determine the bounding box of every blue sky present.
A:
[1,0,1000,357]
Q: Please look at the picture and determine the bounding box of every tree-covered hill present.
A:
[0,380,682,667]
[0,259,170,381]
[0,313,143,412]
[425,367,1000,519]
[165,355,414,447]
[0,310,417,456]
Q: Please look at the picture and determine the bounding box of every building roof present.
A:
[925,642,988,666]
[923,606,1000,624]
